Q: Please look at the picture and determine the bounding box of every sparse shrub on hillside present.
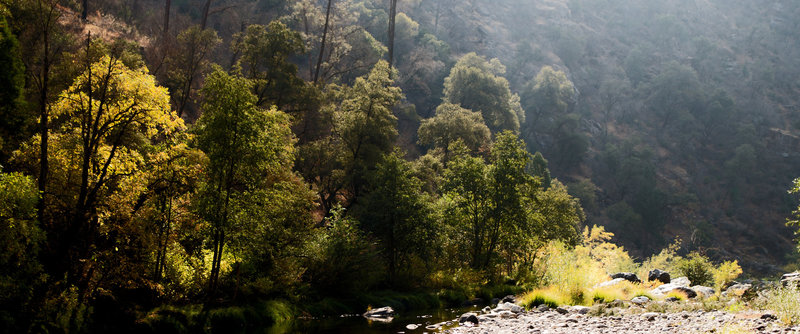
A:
[754,287,800,325]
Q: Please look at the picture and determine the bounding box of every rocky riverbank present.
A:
[446,305,796,333]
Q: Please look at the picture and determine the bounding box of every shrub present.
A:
[712,260,742,291]
[519,287,564,309]
[676,252,714,286]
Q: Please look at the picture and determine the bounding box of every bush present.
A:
[519,287,564,309]
[676,252,714,286]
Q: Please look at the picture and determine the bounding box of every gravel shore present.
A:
[446,307,799,333]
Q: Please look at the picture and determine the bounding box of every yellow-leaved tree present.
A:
[17,53,185,298]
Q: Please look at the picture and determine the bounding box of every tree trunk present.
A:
[37,20,50,229]
[163,0,171,38]
[387,0,398,75]
[81,0,88,21]
[201,0,212,30]
[313,0,333,84]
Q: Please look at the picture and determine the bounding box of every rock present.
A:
[425,323,442,330]
[692,285,716,298]
[461,298,484,307]
[406,324,419,330]
[672,286,697,299]
[595,278,626,288]
[671,276,691,287]
[648,269,671,284]
[781,271,800,288]
[537,304,550,312]
[497,310,517,318]
[459,312,479,324]
[631,296,650,305]
[490,298,500,305]
[482,306,492,313]
[571,306,590,314]
[555,306,569,314]
[665,297,680,302]
[363,306,395,318]
[641,312,660,321]
[761,312,778,321]
[611,272,642,283]
[494,302,524,313]
[723,283,752,297]
[500,294,516,303]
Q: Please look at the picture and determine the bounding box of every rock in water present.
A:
[611,272,641,283]
[648,269,671,283]
[458,312,479,324]
[406,324,419,330]
[363,306,395,318]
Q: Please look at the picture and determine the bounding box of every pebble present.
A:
[446,308,798,333]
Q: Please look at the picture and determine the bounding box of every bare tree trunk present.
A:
[201,0,212,29]
[387,0,398,75]
[313,0,333,84]
[163,0,171,38]
[81,0,88,21]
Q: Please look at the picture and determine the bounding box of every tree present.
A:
[0,15,27,164]
[231,22,307,111]
[21,53,185,297]
[356,150,434,286]
[443,53,523,133]
[521,66,575,146]
[325,60,401,206]
[387,0,398,72]
[417,103,491,160]
[644,61,705,131]
[162,26,220,118]
[194,68,296,292]
[314,0,333,83]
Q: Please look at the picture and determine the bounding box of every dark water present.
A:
[265,306,480,334]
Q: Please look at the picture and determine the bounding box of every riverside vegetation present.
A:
[2,1,800,333]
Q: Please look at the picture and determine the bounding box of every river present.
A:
[263,306,480,333]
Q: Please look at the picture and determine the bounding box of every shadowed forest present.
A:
[2,0,800,332]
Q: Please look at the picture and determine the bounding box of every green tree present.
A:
[194,67,297,292]
[324,60,401,207]
[0,170,43,331]
[356,150,434,286]
[163,26,221,118]
[443,53,523,133]
[417,103,491,160]
[232,22,307,111]
[0,15,27,163]
[521,65,575,148]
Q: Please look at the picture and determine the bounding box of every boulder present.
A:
[631,296,650,305]
[555,306,569,314]
[494,302,524,313]
[571,306,590,314]
[691,285,716,298]
[536,304,550,312]
[611,272,641,283]
[497,310,517,318]
[649,282,695,298]
[458,312,479,324]
[648,269,671,284]
[500,295,516,303]
[781,271,800,288]
[363,306,395,318]
[723,283,752,297]
[641,312,660,321]
[406,324,419,330]
[671,276,691,287]
[595,278,626,288]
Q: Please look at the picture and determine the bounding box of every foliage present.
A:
[303,207,382,296]
[0,15,27,162]
[163,26,221,118]
[443,53,523,133]
[754,287,800,325]
[676,252,714,286]
[417,103,491,157]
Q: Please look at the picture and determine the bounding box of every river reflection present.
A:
[264,306,480,334]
